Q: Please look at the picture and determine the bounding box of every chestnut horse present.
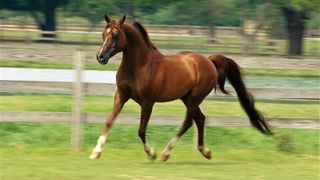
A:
[89,14,272,161]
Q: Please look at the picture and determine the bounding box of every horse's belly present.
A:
[156,91,188,102]
[155,79,194,102]
[153,61,197,102]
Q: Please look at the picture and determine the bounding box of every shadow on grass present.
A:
[142,160,243,166]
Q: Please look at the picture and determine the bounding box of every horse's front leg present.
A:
[89,90,128,160]
[139,102,157,160]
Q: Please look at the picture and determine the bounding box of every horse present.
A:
[89,14,272,161]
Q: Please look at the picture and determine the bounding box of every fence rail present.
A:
[1,112,318,129]
[1,81,319,100]
[1,23,319,56]
[1,23,319,149]
[1,22,319,36]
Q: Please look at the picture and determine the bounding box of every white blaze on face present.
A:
[106,28,111,34]
[99,28,111,55]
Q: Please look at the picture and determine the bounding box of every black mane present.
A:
[132,21,158,51]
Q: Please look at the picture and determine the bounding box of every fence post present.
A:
[72,51,84,150]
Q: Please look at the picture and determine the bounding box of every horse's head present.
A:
[96,14,127,65]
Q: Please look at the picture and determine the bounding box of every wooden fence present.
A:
[1,112,318,129]
[1,22,319,148]
[1,50,319,148]
[1,23,319,56]
[1,81,319,100]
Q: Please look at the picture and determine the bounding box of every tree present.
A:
[66,0,115,30]
[273,0,320,55]
[0,0,69,38]
[66,0,164,27]
[113,0,179,21]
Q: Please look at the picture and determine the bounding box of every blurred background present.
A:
[0,0,319,179]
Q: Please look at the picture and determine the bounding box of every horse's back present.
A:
[176,52,218,98]
[152,51,217,102]
[165,51,217,79]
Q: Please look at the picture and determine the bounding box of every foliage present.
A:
[307,10,320,28]
[65,0,115,28]
[1,0,319,29]
[271,0,320,55]
[147,0,241,26]
[0,0,68,30]
[1,0,319,53]
[273,0,320,12]
[0,0,68,11]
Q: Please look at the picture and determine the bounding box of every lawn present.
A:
[0,123,319,179]
[0,94,319,119]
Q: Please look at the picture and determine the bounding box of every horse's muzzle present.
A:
[96,51,111,65]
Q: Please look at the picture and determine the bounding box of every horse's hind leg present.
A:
[194,107,212,159]
[160,97,197,161]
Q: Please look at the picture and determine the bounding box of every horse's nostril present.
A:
[99,54,104,59]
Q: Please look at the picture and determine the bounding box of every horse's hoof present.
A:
[203,150,212,160]
[160,154,170,162]
[199,147,212,160]
[89,151,101,160]
[150,150,157,161]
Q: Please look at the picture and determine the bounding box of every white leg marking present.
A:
[144,142,155,157]
[162,136,179,156]
[144,142,151,152]
[89,134,108,159]
[93,134,108,152]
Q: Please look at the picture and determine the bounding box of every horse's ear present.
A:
[105,14,111,23]
[118,14,126,25]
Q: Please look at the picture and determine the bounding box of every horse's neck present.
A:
[119,25,155,73]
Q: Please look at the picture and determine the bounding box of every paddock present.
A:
[1,22,319,179]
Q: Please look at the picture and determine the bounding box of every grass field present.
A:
[1,59,319,78]
[2,23,319,179]
[1,31,319,179]
[0,123,319,179]
[1,94,319,119]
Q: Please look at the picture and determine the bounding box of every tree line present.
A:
[0,0,319,55]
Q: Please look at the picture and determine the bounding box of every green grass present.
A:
[1,94,319,119]
[0,60,120,71]
[1,59,319,77]
[0,123,319,179]
[243,68,320,78]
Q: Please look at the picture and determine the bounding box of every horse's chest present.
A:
[116,78,143,102]
[116,69,156,103]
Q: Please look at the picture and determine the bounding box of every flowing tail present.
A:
[209,54,272,135]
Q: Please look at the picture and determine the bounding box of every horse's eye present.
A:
[112,32,119,41]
